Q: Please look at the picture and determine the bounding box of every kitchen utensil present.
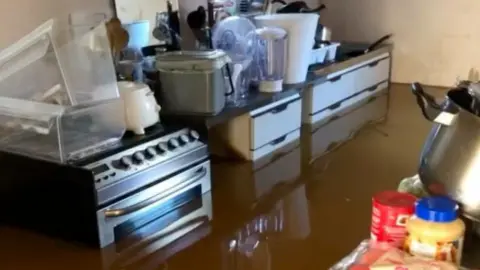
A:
[165,0,179,44]
[187,6,210,49]
[276,1,308,13]
[345,34,392,58]
[239,0,252,13]
[106,18,130,55]
[467,82,480,115]
[117,59,144,82]
[167,10,181,50]
[304,4,327,13]
[122,20,150,50]
[212,16,257,101]
[141,44,167,56]
[264,0,287,14]
[167,0,180,34]
[411,82,480,222]
[156,50,231,115]
[208,1,215,28]
[255,27,287,92]
[117,81,160,135]
[254,13,318,84]
[316,24,332,45]
[153,12,172,43]
[251,0,265,10]
[187,6,207,31]
[153,5,181,51]
[276,1,325,13]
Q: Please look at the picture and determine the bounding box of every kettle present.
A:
[117,81,161,135]
[412,82,480,222]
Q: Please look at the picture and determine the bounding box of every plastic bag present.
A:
[397,174,429,198]
[330,240,461,270]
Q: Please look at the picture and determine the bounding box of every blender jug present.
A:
[255,27,287,92]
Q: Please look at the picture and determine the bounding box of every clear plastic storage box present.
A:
[0,19,126,163]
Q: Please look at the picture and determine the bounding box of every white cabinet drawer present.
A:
[208,94,302,161]
[302,92,388,162]
[354,57,390,94]
[250,96,302,150]
[251,129,300,161]
[304,81,389,124]
[308,71,356,115]
[302,54,391,125]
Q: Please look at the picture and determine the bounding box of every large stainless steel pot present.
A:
[412,82,480,222]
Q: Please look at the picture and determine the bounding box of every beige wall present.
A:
[0,0,112,49]
[321,0,480,87]
[7,0,470,87]
[115,0,179,45]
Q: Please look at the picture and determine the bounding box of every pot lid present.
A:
[155,50,231,70]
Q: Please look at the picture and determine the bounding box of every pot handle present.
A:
[411,82,444,122]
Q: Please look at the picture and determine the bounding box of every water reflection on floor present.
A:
[0,84,443,270]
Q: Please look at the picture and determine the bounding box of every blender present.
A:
[254,26,287,92]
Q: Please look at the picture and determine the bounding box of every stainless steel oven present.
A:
[96,160,212,248]
[100,190,212,269]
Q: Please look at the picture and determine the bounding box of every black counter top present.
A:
[161,43,393,129]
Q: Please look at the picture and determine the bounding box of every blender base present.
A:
[259,80,283,93]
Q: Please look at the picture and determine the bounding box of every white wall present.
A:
[0,0,112,49]
[115,0,179,45]
[6,0,471,87]
[321,0,480,87]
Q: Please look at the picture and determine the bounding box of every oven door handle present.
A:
[104,167,208,218]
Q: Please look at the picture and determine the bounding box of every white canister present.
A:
[254,14,319,84]
[117,81,161,135]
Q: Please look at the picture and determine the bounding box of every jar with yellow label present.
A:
[404,196,465,265]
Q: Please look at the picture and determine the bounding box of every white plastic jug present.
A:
[254,14,319,84]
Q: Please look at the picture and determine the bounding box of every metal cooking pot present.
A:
[412,82,480,222]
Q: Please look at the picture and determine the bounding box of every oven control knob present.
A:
[168,138,180,150]
[119,156,132,169]
[189,130,200,141]
[145,147,156,159]
[179,134,190,145]
[157,142,168,154]
[132,152,145,164]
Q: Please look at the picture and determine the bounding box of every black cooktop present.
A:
[72,123,184,166]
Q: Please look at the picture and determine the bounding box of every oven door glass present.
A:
[114,184,203,252]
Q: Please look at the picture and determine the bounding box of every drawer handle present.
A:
[329,75,343,82]
[328,101,342,111]
[252,97,300,118]
[366,96,378,104]
[104,167,207,218]
[366,85,379,92]
[368,61,380,68]
[326,114,341,124]
[270,135,287,146]
[326,141,340,152]
[270,103,289,114]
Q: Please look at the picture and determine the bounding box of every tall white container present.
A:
[254,14,319,84]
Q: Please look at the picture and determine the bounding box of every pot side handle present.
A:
[411,82,458,126]
[411,82,445,122]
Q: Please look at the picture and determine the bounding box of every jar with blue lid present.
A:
[404,196,465,265]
